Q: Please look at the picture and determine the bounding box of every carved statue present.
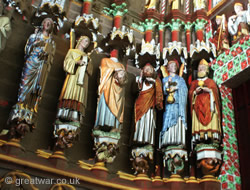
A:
[159,60,188,148]
[228,3,250,44]
[189,59,221,145]
[0,0,11,52]
[145,0,157,10]
[211,15,229,55]
[93,50,128,163]
[94,55,127,132]
[8,17,56,139]
[54,36,93,149]
[133,63,163,146]
[193,0,206,12]
[132,63,163,175]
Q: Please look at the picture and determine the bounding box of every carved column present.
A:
[194,19,207,42]
[103,2,128,29]
[185,22,193,52]
[159,22,165,52]
[82,0,93,14]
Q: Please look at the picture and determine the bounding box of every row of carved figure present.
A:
[0,14,223,177]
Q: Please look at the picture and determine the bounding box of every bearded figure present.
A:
[189,59,222,145]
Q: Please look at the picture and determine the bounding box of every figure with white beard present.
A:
[189,59,222,145]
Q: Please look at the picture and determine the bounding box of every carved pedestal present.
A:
[93,130,120,164]
[162,146,188,177]
[131,145,153,176]
[195,144,222,178]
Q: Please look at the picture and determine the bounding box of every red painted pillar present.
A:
[186,29,191,52]
[114,15,122,29]
[196,29,204,41]
[159,29,164,52]
[145,30,153,42]
[208,0,212,11]
[82,1,92,14]
[172,30,179,42]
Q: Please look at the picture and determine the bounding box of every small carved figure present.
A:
[228,3,250,44]
[211,15,229,55]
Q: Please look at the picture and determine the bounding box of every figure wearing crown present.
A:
[228,3,250,44]
[189,59,222,145]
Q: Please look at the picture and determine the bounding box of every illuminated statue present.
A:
[8,17,56,138]
[54,36,93,149]
[189,59,221,145]
[228,3,250,44]
[211,15,229,55]
[160,60,187,148]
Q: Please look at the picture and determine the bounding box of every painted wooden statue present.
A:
[132,63,163,175]
[54,36,93,149]
[8,17,56,139]
[189,59,221,145]
[193,0,206,12]
[211,14,229,55]
[160,60,188,149]
[228,3,250,44]
[93,49,128,163]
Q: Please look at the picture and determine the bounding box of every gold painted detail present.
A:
[36,149,52,159]
[78,160,93,171]
[134,174,151,181]
[50,183,76,190]
[166,174,185,183]
[117,171,135,181]
[91,162,108,172]
[50,151,67,161]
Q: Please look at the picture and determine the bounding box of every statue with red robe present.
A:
[189,59,222,145]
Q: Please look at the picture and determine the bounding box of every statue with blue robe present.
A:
[159,60,188,149]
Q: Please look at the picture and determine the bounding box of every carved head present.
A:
[234,3,243,15]
[197,59,209,78]
[215,15,222,25]
[42,18,54,34]
[142,63,155,78]
[167,60,179,74]
[76,36,90,50]
[114,69,128,86]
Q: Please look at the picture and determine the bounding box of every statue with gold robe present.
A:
[54,36,93,149]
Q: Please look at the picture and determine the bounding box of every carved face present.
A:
[114,70,128,86]
[197,64,209,78]
[234,4,243,15]
[143,64,154,78]
[216,18,222,25]
[167,61,178,73]
[42,18,54,33]
[79,37,90,49]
